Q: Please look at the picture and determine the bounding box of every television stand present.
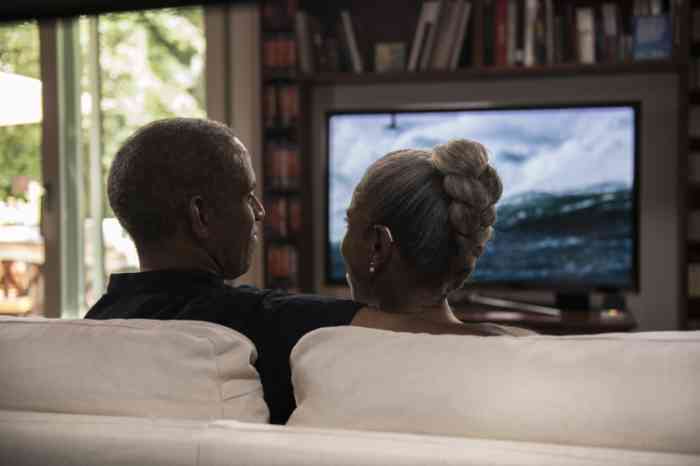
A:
[455,293,636,335]
[466,293,562,317]
[554,292,591,311]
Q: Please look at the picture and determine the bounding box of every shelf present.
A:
[303,61,682,86]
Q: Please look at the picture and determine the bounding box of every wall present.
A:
[311,73,681,331]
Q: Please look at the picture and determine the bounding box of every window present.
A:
[0,21,44,316]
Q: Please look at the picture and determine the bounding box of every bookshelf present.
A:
[257,0,690,307]
[259,0,310,291]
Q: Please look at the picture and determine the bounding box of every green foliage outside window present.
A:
[0,22,41,202]
[0,8,205,205]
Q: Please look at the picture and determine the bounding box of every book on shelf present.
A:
[544,0,554,65]
[601,3,620,63]
[506,0,517,65]
[408,0,441,71]
[284,0,680,77]
[632,13,672,60]
[265,196,289,238]
[262,0,298,31]
[430,0,463,70]
[494,0,508,66]
[523,0,537,66]
[449,1,473,69]
[576,7,596,64]
[289,198,302,236]
[262,33,297,71]
[340,10,364,73]
[267,142,300,190]
[295,11,314,74]
[263,84,299,129]
[267,244,299,287]
[263,85,277,130]
[264,196,302,239]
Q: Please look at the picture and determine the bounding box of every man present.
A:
[86,118,493,423]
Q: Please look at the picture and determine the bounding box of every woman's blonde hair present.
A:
[353,139,502,292]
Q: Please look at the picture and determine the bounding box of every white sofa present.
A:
[1,316,699,466]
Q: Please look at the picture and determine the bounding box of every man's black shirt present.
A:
[84,269,362,424]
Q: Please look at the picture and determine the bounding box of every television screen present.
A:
[327,105,638,290]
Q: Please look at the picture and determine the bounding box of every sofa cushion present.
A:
[288,327,700,454]
[1,410,698,466]
[0,317,268,422]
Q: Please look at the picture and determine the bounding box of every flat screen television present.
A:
[326,104,639,295]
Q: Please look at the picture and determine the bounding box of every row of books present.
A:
[265,196,302,238]
[261,0,298,31]
[264,0,679,75]
[267,244,299,287]
[460,0,675,67]
[263,84,299,129]
[265,142,301,190]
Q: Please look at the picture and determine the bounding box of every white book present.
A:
[295,11,314,74]
[576,7,595,64]
[419,1,444,70]
[449,1,472,69]
[341,10,364,73]
[524,0,538,66]
[432,0,463,69]
[408,2,434,71]
[507,0,517,65]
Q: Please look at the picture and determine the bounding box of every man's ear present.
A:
[369,224,394,271]
[188,196,210,240]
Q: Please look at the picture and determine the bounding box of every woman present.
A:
[342,139,533,336]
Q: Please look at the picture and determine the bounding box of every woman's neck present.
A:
[376,290,462,325]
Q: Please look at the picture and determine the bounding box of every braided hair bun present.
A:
[432,139,503,287]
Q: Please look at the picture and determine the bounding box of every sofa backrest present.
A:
[288,327,700,454]
[0,317,268,422]
[2,409,698,466]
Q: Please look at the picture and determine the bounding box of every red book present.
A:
[495,0,508,66]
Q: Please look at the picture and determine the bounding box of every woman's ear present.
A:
[188,196,210,240]
[369,224,394,272]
